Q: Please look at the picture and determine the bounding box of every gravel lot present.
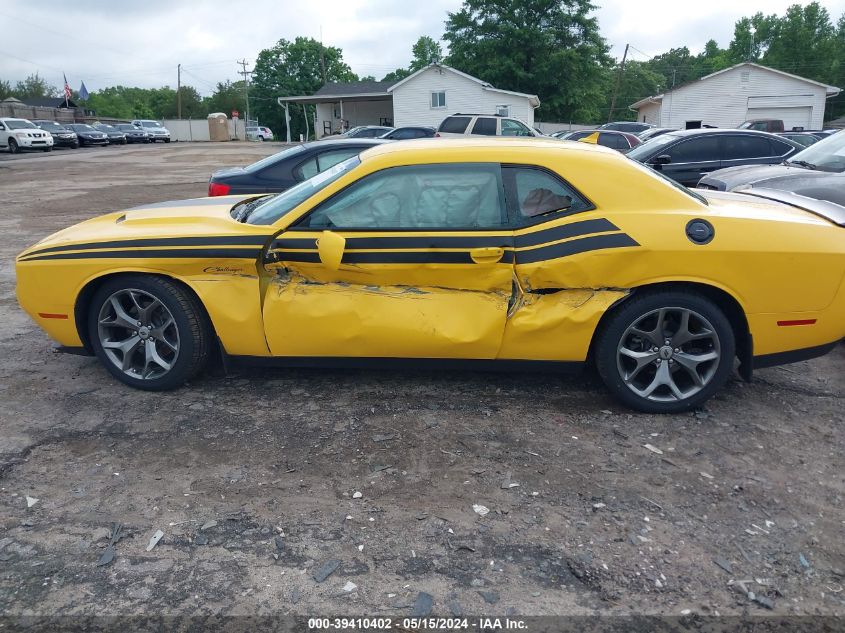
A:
[0,142,843,621]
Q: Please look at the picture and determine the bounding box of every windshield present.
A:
[246,156,361,225]
[37,122,65,131]
[785,130,845,173]
[70,124,95,131]
[116,124,137,130]
[625,133,680,161]
[96,124,116,131]
[7,120,37,130]
[141,121,162,128]
[244,144,307,172]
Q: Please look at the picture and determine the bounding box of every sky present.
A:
[2,0,845,96]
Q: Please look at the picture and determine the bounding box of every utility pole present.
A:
[176,63,182,119]
[237,59,252,132]
[319,26,327,85]
[607,43,629,123]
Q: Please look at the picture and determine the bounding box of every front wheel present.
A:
[8,138,19,154]
[595,291,735,413]
[88,276,211,390]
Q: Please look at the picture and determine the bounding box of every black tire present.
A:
[8,138,19,154]
[594,291,735,414]
[88,275,210,390]
[44,147,52,152]
[72,142,79,149]
[164,138,170,143]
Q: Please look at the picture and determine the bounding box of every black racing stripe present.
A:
[516,233,639,264]
[272,235,512,250]
[21,248,261,262]
[513,219,619,249]
[21,235,270,259]
[275,250,516,265]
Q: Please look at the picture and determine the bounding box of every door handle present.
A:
[470,247,505,264]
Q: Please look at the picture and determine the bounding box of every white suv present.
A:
[436,113,541,138]
[131,119,171,143]
[246,125,274,141]
[0,117,55,153]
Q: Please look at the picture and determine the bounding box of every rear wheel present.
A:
[595,291,735,413]
[88,276,210,390]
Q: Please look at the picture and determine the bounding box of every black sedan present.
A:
[32,120,79,148]
[94,123,128,145]
[65,124,109,147]
[625,129,803,186]
[114,123,151,143]
[698,130,845,206]
[379,126,435,140]
[208,139,387,196]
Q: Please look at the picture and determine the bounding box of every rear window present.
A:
[438,116,471,134]
[471,117,497,136]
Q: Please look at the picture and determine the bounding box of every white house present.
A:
[277,63,540,139]
[630,62,841,131]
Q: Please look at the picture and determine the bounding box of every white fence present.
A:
[162,119,247,142]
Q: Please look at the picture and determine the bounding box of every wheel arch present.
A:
[589,280,753,380]
[73,271,217,356]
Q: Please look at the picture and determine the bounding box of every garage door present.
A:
[746,106,812,131]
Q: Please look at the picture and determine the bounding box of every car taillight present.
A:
[208,182,231,197]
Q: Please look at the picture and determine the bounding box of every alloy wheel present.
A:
[616,307,721,403]
[96,288,180,380]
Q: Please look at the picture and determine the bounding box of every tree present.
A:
[410,36,442,71]
[382,68,411,82]
[0,79,12,100]
[605,60,664,121]
[12,73,58,99]
[203,80,246,116]
[443,0,612,123]
[251,36,357,140]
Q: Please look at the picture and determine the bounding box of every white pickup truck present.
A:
[0,117,55,153]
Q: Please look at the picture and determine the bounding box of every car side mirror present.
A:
[316,230,345,270]
[654,154,672,165]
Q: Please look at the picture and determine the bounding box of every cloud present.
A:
[2,0,844,94]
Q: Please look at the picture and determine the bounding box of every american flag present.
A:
[63,73,72,104]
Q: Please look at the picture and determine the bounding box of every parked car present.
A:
[131,119,171,142]
[93,123,128,145]
[17,139,845,413]
[247,126,274,141]
[32,120,79,149]
[778,132,821,148]
[0,117,54,153]
[436,114,541,137]
[379,126,436,140]
[739,119,785,133]
[600,121,654,134]
[114,123,150,143]
[207,138,386,196]
[637,127,676,141]
[698,130,845,206]
[65,124,109,147]
[562,129,641,151]
[340,126,394,139]
[550,130,578,139]
[626,129,803,186]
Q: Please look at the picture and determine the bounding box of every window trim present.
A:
[501,164,596,228]
[290,162,510,232]
[430,91,446,109]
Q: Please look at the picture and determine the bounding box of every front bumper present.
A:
[52,135,78,147]
[14,135,54,148]
[80,136,108,145]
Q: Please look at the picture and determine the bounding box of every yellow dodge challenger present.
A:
[15,138,845,412]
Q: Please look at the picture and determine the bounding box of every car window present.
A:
[471,117,497,136]
[666,137,720,162]
[438,117,471,134]
[505,167,592,224]
[769,138,796,154]
[501,119,531,137]
[723,135,773,159]
[318,149,361,171]
[599,133,628,150]
[300,163,507,229]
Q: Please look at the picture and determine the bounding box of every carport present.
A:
[277,81,394,142]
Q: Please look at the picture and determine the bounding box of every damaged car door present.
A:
[262,163,515,359]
